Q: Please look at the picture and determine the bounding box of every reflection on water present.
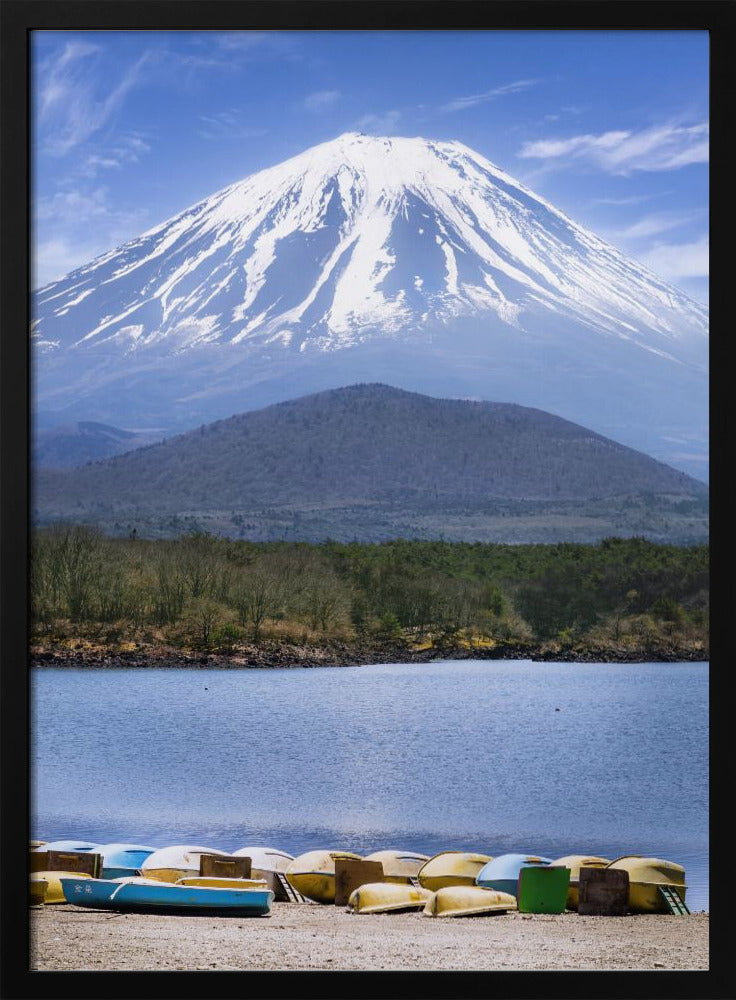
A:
[31,660,709,910]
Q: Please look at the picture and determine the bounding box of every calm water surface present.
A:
[31,660,709,910]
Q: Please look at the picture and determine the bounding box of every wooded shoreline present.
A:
[31,529,709,667]
[30,634,708,669]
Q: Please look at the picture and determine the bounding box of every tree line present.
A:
[31,527,709,655]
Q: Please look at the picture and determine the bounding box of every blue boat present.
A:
[476,853,553,897]
[60,877,274,916]
[97,843,157,879]
[40,840,100,853]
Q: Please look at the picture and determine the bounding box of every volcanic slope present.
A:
[33,133,708,479]
[35,385,709,544]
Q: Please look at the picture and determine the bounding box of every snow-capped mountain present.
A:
[33,132,708,477]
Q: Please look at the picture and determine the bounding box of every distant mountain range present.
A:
[33,421,162,468]
[34,384,709,544]
[33,132,708,480]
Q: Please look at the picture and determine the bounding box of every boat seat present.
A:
[334,858,385,906]
[578,867,629,915]
[45,850,102,878]
[199,854,251,878]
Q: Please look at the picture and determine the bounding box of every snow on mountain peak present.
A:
[32,132,708,477]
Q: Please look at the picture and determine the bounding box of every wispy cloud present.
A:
[80,132,152,177]
[638,235,709,280]
[211,31,289,53]
[518,122,709,175]
[354,110,402,134]
[196,110,267,141]
[590,192,672,207]
[33,187,149,287]
[614,211,700,241]
[38,42,153,156]
[303,90,341,113]
[440,78,540,114]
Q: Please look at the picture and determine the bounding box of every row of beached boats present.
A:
[29,839,689,918]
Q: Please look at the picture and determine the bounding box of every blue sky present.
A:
[32,29,709,303]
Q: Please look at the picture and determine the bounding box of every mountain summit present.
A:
[33,133,708,476]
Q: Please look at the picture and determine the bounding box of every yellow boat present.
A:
[31,871,90,904]
[607,855,687,913]
[549,855,611,910]
[29,879,48,905]
[140,845,231,883]
[285,850,362,904]
[347,881,433,914]
[176,876,269,890]
[363,850,429,884]
[417,851,492,891]
[424,885,517,918]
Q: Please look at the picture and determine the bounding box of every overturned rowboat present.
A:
[140,845,230,883]
[232,845,294,882]
[347,881,433,914]
[476,853,552,897]
[424,885,517,917]
[549,854,610,910]
[363,850,429,884]
[285,850,362,904]
[29,878,48,906]
[36,840,99,853]
[417,851,492,891]
[97,843,157,879]
[606,856,687,913]
[31,871,91,904]
[60,876,273,915]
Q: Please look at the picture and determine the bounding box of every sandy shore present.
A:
[30,902,708,972]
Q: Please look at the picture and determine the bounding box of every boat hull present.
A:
[39,840,100,853]
[607,857,687,913]
[98,843,156,880]
[29,879,48,906]
[32,871,91,904]
[549,855,610,910]
[417,852,492,892]
[232,846,294,879]
[476,853,552,898]
[424,885,517,918]
[141,845,230,883]
[347,882,433,914]
[61,877,273,916]
[285,850,362,904]
[363,850,429,885]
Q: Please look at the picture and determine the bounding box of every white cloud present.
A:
[80,133,152,177]
[591,192,671,207]
[213,32,274,51]
[38,42,153,156]
[303,90,341,112]
[440,78,540,114]
[33,187,149,288]
[518,122,709,175]
[196,110,267,141]
[615,211,699,241]
[639,236,709,280]
[354,110,402,133]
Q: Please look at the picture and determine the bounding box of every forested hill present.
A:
[35,384,708,544]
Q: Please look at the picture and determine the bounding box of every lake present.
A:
[31,660,709,910]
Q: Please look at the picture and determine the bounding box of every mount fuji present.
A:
[33,132,708,478]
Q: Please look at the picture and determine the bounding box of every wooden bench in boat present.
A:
[334,858,385,906]
[199,854,251,878]
[578,867,629,915]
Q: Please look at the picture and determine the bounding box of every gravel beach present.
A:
[30,903,708,972]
